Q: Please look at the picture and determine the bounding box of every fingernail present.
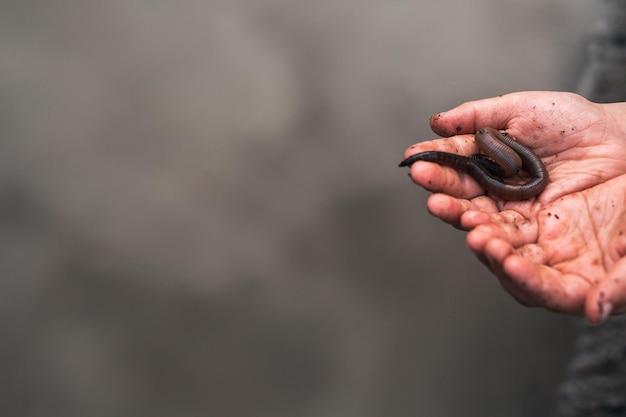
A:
[600,301,613,323]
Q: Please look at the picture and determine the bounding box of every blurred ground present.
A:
[0,1,600,416]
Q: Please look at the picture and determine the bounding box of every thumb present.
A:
[429,93,522,137]
[585,256,626,324]
[429,91,574,138]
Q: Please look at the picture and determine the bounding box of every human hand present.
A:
[402,91,626,324]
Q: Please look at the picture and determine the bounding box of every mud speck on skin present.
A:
[598,301,604,316]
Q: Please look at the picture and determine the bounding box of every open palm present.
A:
[403,91,626,323]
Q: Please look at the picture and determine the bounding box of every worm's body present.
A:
[399,127,548,200]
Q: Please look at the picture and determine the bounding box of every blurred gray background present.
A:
[0,1,601,416]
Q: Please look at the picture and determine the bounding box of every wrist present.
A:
[602,101,626,141]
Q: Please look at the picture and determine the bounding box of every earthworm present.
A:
[399,127,548,200]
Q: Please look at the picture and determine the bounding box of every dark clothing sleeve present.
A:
[552,2,626,416]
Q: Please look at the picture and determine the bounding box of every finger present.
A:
[466,226,543,273]
[401,135,501,200]
[465,213,540,251]
[425,193,478,229]
[430,92,534,137]
[408,160,487,200]
[497,275,540,307]
[500,253,588,314]
[585,256,626,324]
[402,135,476,160]
[474,239,587,313]
[516,244,548,265]
[429,94,516,137]
[427,195,516,231]
[472,237,539,306]
[484,237,515,280]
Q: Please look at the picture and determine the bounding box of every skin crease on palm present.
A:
[403,91,626,325]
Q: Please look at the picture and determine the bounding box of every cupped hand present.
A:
[402,91,626,324]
